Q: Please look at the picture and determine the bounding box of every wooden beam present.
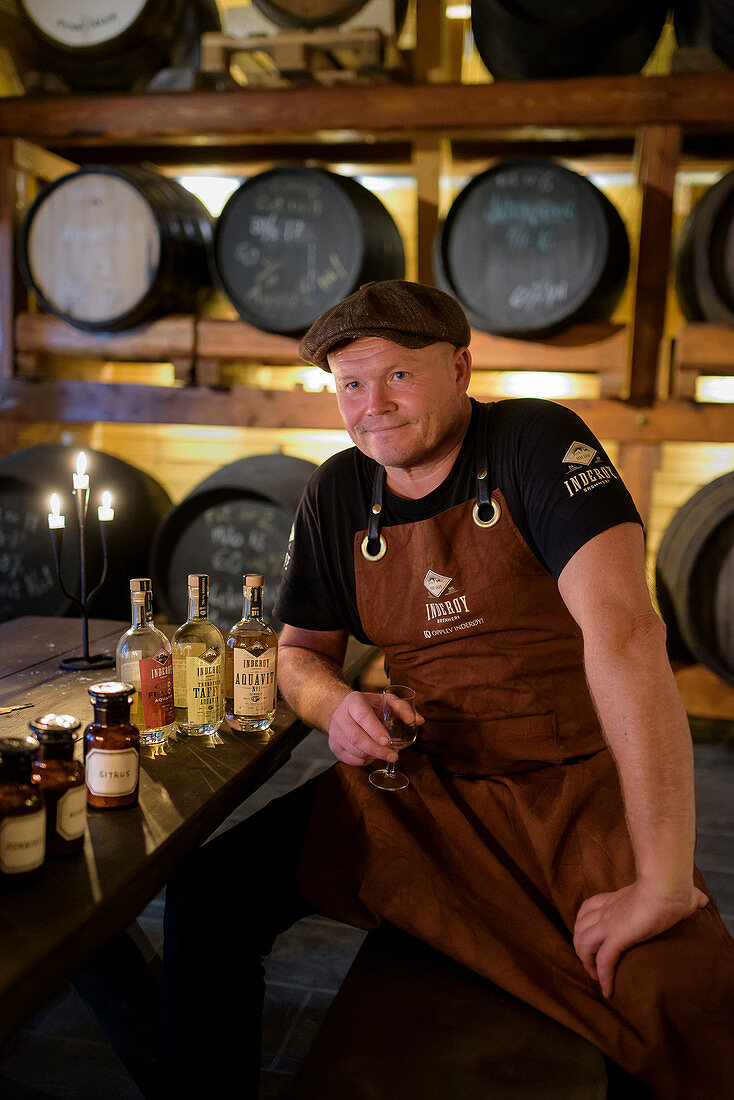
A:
[12,138,76,183]
[1,377,734,441]
[628,124,682,406]
[196,318,301,362]
[468,323,626,372]
[413,136,448,285]
[2,75,734,145]
[15,313,196,362]
[411,0,443,83]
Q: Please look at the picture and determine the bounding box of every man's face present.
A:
[328,337,471,470]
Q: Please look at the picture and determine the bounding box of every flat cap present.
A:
[299,280,471,370]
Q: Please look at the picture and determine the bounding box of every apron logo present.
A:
[424,569,452,598]
[563,441,596,466]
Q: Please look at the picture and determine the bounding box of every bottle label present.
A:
[0,809,46,874]
[233,648,277,717]
[124,650,174,731]
[56,784,87,841]
[177,650,224,724]
[86,748,139,798]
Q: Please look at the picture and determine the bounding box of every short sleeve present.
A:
[274,476,349,632]
[498,400,643,579]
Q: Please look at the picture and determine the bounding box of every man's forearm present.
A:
[584,612,696,892]
[278,644,352,733]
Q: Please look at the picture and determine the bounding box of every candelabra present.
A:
[48,454,116,672]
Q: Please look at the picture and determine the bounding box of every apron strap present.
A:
[473,402,501,529]
[361,465,387,561]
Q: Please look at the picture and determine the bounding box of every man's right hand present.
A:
[327,691,402,767]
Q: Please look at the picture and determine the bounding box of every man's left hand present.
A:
[573,880,708,998]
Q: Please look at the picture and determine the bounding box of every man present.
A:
[160,280,733,1098]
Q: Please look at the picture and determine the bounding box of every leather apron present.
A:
[297,405,734,1097]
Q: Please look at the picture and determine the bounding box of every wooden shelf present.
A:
[1,74,734,148]
[671,323,734,398]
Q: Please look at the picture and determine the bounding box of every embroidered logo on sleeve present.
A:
[424,569,452,598]
[563,441,597,466]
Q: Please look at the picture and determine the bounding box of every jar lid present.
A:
[244,574,264,587]
[0,735,39,783]
[88,681,136,705]
[29,712,81,743]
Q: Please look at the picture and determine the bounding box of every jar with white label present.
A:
[30,713,86,857]
[84,681,140,810]
[0,736,46,883]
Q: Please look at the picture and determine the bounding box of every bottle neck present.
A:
[131,596,148,629]
[188,590,208,622]
[242,587,262,621]
[91,703,132,727]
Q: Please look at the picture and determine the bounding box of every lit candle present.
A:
[73,451,89,491]
[48,493,65,530]
[97,491,114,523]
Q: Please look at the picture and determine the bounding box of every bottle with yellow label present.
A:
[172,574,224,736]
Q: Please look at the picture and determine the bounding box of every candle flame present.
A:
[50,493,61,516]
[76,451,87,477]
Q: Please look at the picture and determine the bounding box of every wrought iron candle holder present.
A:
[48,464,115,672]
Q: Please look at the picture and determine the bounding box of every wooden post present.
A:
[627,124,682,407]
[411,0,443,83]
[413,136,449,285]
[0,138,17,379]
[616,440,662,530]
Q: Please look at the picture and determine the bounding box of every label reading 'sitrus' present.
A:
[0,809,46,874]
[233,648,277,717]
[56,785,87,841]
[136,650,174,730]
[85,748,139,798]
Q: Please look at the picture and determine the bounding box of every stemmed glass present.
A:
[369,685,417,792]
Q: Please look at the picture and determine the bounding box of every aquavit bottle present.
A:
[172,574,224,736]
[30,713,86,858]
[84,682,140,810]
[116,578,175,744]
[225,574,278,733]
[0,737,45,883]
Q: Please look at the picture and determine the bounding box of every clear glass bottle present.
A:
[30,713,86,857]
[172,573,224,736]
[225,573,278,733]
[84,681,140,810]
[0,736,46,882]
[116,578,175,744]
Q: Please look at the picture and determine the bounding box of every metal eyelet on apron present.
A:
[361,533,387,561]
[472,497,501,528]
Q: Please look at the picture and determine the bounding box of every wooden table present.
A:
[0,617,360,1068]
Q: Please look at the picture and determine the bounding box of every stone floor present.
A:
[0,734,732,1100]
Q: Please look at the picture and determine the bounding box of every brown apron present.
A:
[298,406,734,1098]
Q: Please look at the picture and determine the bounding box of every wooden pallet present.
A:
[200,27,406,88]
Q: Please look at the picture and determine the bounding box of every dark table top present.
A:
[0,617,365,1046]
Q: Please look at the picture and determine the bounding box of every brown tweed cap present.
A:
[299,280,471,370]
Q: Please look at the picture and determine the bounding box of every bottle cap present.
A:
[88,681,136,706]
[130,578,152,593]
[0,735,39,783]
[188,574,208,590]
[244,574,264,587]
[29,713,81,744]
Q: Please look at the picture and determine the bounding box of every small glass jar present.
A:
[30,713,86,857]
[0,736,46,883]
[84,681,140,810]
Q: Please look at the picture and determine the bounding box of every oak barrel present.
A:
[675,168,734,324]
[434,158,629,338]
[16,0,220,92]
[655,470,734,685]
[0,444,172,624]
[674,0,734,68]
[470,0,668,80]
[20,166,213,332]
[212,166,405,337]
[149,454,317,632]
[252,0,408,31]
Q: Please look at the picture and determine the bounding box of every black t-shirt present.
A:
[275,398,642,645]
